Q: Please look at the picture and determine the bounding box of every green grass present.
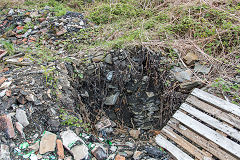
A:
[0,40,15,56]
[212,78,240,104]
[1,0,239,104]
[59,108,90,132]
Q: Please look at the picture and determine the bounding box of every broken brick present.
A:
[0,68,9,73]
[56,139,64,159]
[22,38,28,42]
[0,77,6,86]
[17,26,24,30]
[5,90,11,97]
[0,115,15,138]
[115,155,126,160]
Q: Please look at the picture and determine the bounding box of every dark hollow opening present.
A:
[75,46,187,130]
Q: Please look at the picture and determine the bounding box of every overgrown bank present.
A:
[1,0,239,104]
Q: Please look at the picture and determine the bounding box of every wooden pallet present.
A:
[155,88,240,160]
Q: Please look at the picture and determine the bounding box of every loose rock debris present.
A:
[0,8,200,160]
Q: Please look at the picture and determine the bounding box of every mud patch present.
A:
[75,46,187,130]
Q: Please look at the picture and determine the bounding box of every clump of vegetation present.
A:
[59,108,90,132]
[0,40,15,56]
[212,78,240,104]
[88,3,142,24]
[41,65,58,87]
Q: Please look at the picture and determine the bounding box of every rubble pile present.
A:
[0,8,190,160]
[0,8,88,45]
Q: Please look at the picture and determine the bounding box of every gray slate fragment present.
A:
[0,81,12,89]
[236,76,240,83]
[174,70,192,82]
[26,94,36,102]
[5,58,32,66]
[91,146,107,160]
[29,141,40,151]
[106,71,114,81]
[79,20,84,26]
[16,109,29,127]
[30,11,39,18]
[133,151,143,160]
[104,54,112,64]
[15,122,25,138]
[8,9,14,15]
[24,17,32,23]
[64,156,72,160]
[104,92,120,105]
[23,29,32,38]
[180,80,203,91]
[194,63,211,74]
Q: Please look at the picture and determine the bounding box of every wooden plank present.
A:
[168,119,238,160]
[186,95,240,130]
[180,103,240,141]
[161,126,213,160]
[155,134,194,160]
[191,88,240,117]
[173,110,240,158]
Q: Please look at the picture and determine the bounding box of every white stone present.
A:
[71,144,88,160]
[0,89,7,97]
[60,130,85,151]
[0,81,12,89]
[79,20,84,26]
[0,144,11,160]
